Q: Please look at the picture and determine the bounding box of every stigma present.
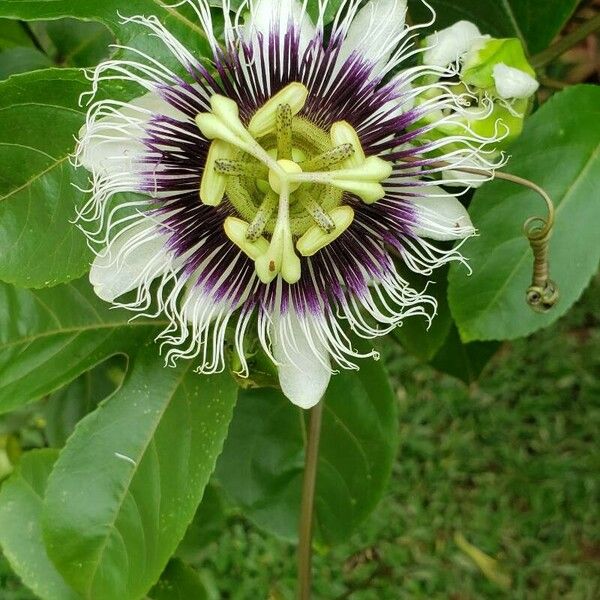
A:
[195,83,392,284]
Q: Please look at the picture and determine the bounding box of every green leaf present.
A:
[392,264,453,362]
[0,1,211,76]
[42,346,237,600]
[448,85,600,342]
[0,69,93,288]
[0,450,81,600]
[307,0,344,24]
[0,19,32,49]
[430,325,500,384]
[43,356,126,448]
[31,19,114,68]
[149,560,209,600]
[410,0,579,54]
[216,348,398,544]
[0,0,202,32]
[176,484,227,562]
[0,46,53,78]
[0,278,162,414]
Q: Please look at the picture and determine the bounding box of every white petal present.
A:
[78,91,186,179]
[90,220,173,302]
[272,308,331,409]
[338,0,407,72]
[493,63,539,99]
[407,186,476,241]
[244,0,316,53]
[423,20,483,67]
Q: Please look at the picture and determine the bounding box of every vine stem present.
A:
[297,399,324,600]
[531,12,600,68]
[452,167,555,230]
[400,157,555,229]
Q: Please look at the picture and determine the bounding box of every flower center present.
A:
[269,159,302,195]
[195,83,393,284]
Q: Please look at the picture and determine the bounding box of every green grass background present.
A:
[2,278,599,599]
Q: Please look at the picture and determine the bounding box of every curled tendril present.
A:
[490,172,559,313]
[523,214,559,314]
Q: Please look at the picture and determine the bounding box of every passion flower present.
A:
[76,0,503,407]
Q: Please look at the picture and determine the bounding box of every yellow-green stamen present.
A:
[214,158,268,179]
[277,104,293,160]
[224,217,270,261]
[300,144,355,171]
[246,191,278,241]
[297,189,336,233]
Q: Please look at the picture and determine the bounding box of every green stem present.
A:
[297,399,324,600]
[531,13,600,68]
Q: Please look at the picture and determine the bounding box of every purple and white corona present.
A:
[76,0,504,408]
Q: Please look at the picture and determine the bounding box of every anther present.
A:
[248,82,309,138]
[297,190,336,233]
[255,219,301,284]
[277,104,293,161]
[328,156,393,204]
[300,144,355,172]
[196,95,254,149]
[224,217,270,260]
[246,191,278,241]
[330,121,366,168]
[214,158,268,179]
[255,182,301,285]
[200,140,234,206]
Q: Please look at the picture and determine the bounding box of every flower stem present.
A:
[297,399,324,600]
[531,13,600,69]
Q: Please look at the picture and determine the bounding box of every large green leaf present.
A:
[43,356,126,448]
[0,450,81,600]
[448,85,600,342]
[410,0,579,55]
[0,0,203,33]
[0,0,211,76]
[0,69,93,288]
[0,46,53,78]
[31,19,114,68]
[176,484,227,562]
[430,326,500,384]
[149,560,209,600]
[216,349,398,544]
[0,278,163,414]
[0,18,31,48]
[42,346,237,600]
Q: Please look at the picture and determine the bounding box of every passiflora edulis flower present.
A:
[76,0,505,408]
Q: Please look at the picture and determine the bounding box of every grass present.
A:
[1,278,599,599]
[199,277,600,599]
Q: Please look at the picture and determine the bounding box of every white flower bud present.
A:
[423,20,484,67]
[493,63,540,99]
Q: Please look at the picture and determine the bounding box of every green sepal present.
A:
[462,38,535,92]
